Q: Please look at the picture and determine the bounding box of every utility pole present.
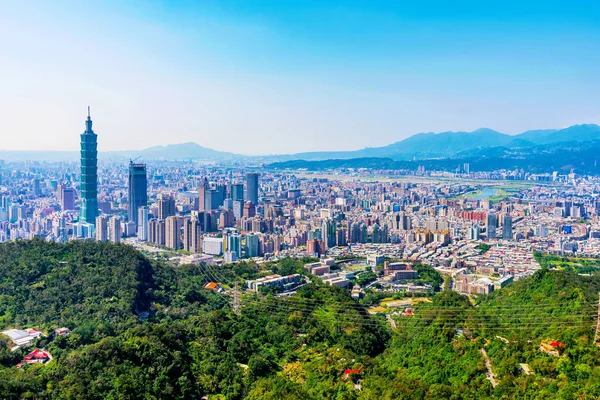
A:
[232,282,240,315]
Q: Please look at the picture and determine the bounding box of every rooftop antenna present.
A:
[87,106,90,118]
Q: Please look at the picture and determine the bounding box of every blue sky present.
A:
[0,1,598,154]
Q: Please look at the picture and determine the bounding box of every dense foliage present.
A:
[0,241,599,399]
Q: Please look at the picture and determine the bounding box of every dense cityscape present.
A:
[2,2,600,399]
[2,111,600,298]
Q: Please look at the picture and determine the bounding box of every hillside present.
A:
[0,241,599,399]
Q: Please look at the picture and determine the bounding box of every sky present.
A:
[0,1,599,155]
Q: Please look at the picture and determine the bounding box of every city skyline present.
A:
[1,1,599,154]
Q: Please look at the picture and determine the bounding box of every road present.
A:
[480,348,498,388]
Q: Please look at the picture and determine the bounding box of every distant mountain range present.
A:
[280,124,600,161]
[0,142,241,162]
[1,124,599,163]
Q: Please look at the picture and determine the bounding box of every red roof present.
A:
[24,349,50,360]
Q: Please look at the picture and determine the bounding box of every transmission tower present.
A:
[232,282,241,315]
[595,292,600,346]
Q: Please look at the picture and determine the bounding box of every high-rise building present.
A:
[109,217,122,243]
[158,194,176,220]
[245,233,260,258]
[165,216,183,249]
[230,183,244,202]
[502,215,513,240]
[245,173,259,205]
[226,230,242,259]
[148,219,166,246]
[487,213,497,239]
[80,107,98,224]
[128,161,147,225]
[183,218,202,253]
[321,219,337,249]
[243,201,256,218]
[61,188,75,211]
[32,178,41,196]
[137,206,149,241]
[198,177,209,211]
[95,215,108,242]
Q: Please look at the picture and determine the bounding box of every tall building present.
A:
[80,107,98,224]
[148,218,166,246]
[128,161,147,225]
[245,173,259,205]
[32,178,41,196]
[245,233,260,258]
[109,217,122,243]
[230,183,244,202]
[502,215,513,240]
[137,206,149,241]
[487,213,497,239]
[322,219,337,249]
[95,215,108,242]
[183,218,202,253]
[61,187,75,211]
[165,216,183,249]
[198,177,208,211]
[158,194,176,220]
[243,201,256,218]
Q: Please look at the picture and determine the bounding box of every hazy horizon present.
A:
[1,1,599,155]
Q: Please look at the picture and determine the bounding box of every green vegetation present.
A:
[0,240,599,399]
[535,252,600,274]
[477,243,492,254]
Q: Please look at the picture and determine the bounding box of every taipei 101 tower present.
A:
[80,106,98,224]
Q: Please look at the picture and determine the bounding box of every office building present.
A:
[502,215,513,240]
[158,194,176,220]
[245,172,259,205]
[487,213,497,239]
[203,237,224,256]
[322,219,337,249]
[243,201,256,218]
[128,161,147,225]
[61,187,75,211]
[198,178,208,211]
[230,183,244,202]
[80,107,98,224]
[245,233,260,258]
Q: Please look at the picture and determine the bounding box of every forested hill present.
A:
[0,240,599,399]
[0,239,154,331]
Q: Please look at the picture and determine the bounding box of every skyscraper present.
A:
[198,177,208,211]
[502,215,513,240]
[158,194,176,220]
[487,213,497,239]
[230,183,244,202]
[80,107,98,224]
[128,161,147,225]
[137,206,149,241]
[245,172,259,205]
[183,217,202,253]
[61,187,75,211]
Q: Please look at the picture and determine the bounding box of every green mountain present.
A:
[1,241,600,399]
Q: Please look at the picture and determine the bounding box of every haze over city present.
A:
[1,0,599,154]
